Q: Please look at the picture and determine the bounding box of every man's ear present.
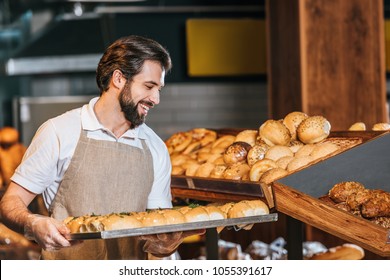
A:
[112,70,126,89]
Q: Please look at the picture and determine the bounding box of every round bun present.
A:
[0,127,19,144]
[259,167,288,184]
[227,200,269,229]
[249,159,277,181]
[234,130,258,147]
[203,205,227,220]
[264,145,294,162]
[282,111,309,140]
[372,122,390,131]
[259,120,291,146]
[286,156,314,172]
[185,162,201,176]
[297,116,331,144]
[223,163,250,180]
[223,141,252,166]
[247,143,268,167]
[348,122,366,131]
[310,142,340,160]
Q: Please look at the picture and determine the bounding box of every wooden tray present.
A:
[273,131,390,256]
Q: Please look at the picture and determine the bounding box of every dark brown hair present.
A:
[96,35,172,93]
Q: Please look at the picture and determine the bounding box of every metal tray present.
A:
[69,213,278,240]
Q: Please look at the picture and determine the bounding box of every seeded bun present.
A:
[259,120,291,146]
[247,143,269,167]
[283,111,309,140]
[297,116,331,144]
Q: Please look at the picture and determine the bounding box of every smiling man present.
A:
[0,35,199,260]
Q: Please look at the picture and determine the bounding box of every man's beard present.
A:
[119,87,146,129]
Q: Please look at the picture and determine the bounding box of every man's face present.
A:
[119,60,165,128]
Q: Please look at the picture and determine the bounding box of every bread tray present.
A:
[68,213,278,240]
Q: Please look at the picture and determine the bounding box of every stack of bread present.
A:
[166,112,359,184]
[0,127,26,188]
[65,199,269,234]
[321,181,390,229]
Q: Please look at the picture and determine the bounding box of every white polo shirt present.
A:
[12,97,172,210]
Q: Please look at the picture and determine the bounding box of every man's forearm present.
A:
[0,194,34,234]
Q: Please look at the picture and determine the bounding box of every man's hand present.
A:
[139,229,206,258]
[24,214,81,251]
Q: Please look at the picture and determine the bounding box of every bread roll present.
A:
[182,206,210,223]
[223,163,250,180]
[165,132,192,153]
[259,167,288,184]
[307,243,364,260]
[249,159,277,181]
[372,122,390,131]
[227,200,269,229]
[310,142,340,160]
[286,156,314,172]
[259,120,291,146]
[276,156,294,169]
[209,164,228,179]
[171,165,185,175]
[195,162,215,178]
[170,154,192,166]
[348,122,366,131]
[158,209,186,225]
[182,141,202,154]
[0,127,19,145]
[247,143,268,167]
[234,130,258,147]
[102,213,144,230]
[297,116,331,144]
[294,144,316,158]
[141,211,167,227]
[203,205,227,220]
[288,140,304,153]
[190,128,217,147]
[185,162,201,176]
[211,135,236,150]
[282,111,309,140]
[223,141,252,166]
[264,145,293,162]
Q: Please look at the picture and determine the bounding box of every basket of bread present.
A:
[165,112,375,187]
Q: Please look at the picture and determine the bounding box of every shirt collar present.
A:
[81,97,146,140]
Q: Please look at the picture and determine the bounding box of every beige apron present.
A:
[42,129,154,260]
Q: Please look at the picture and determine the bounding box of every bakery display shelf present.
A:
[69,214,278,240]
[273,131,390,257]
